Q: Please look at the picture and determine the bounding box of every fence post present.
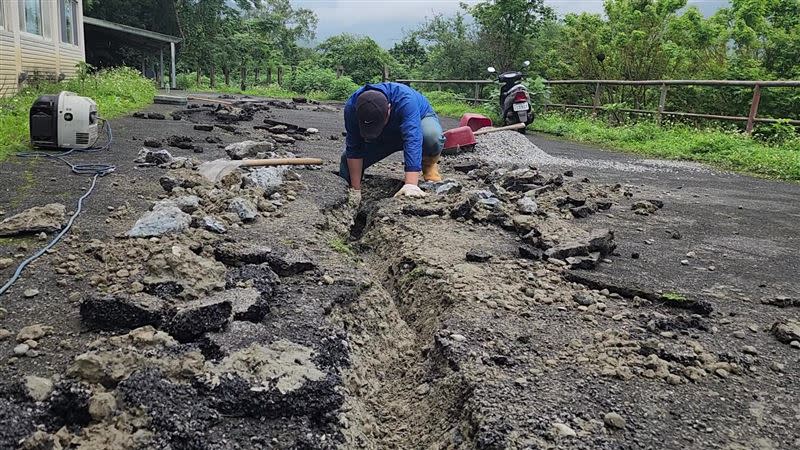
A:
[474,83,481,104]
[277,66,283,86]
[382,64,389,82]
[267,67,272,85]
[746,84,762,135]
[592,82,602,116]
[657,83,668,125]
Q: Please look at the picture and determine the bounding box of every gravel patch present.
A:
[474,131,710,173]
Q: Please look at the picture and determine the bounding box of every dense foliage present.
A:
[82,0,797,124]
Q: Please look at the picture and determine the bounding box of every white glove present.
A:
[394,184,427,198]
[348,188,362,208]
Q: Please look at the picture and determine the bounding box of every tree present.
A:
[467,0,556,71]
[389,36,428,72]
[317,34,395,85]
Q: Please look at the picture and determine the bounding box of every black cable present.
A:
[0,120,115,296]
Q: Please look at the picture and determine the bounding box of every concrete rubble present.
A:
[0,203,66,237]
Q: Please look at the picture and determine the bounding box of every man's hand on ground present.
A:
[348,188,362,208]
[394,184,427,198]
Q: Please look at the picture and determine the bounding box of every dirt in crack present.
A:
[333,175,481,450]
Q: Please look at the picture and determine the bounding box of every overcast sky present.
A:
[293,0,730,47]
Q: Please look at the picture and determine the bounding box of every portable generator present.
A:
[30,91,99,149]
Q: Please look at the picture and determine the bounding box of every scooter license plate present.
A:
[513,102,530,112]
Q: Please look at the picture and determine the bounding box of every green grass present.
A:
[532,113,800,181]
[661,292,688,302]
[329,236,355,256]
[0,66,156,160]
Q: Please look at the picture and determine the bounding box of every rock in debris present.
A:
[204,321,272,356]
[172,195,201,214]
[147,112,166,120]
[159,174,202,192]
[88,392,117,421]
[0,203,66,237]
[761,296,799,308]
[80,293,166,331]
[16,324,52,342]
[270,134,294,145]
[434,181,461,195]
[573,292,595,306]
[243,167,286,191]
[126,205,191,238]
[225,263,280,296]
[466,249,492,263]
[205,136,223,144]
[604,412,626,429]
[306,127,319,134]
[596,199,613,210]
[268,124,288,134]
[24,376,53,402]
[0,258,13,269]
[566,252,601,270]
[632,200,660,215]
[545,229,615,260]
[193,124,214,132]
[144,149,174,165]
[167,135,194,150]
[144,245,227,298]
[143,138,162,148]
[552,423,577,438]
[570,205,595,218]
[268,248,317,276]
[201,216,227,234]
[517,196,539,215]
[519,244,543,261]
[13,343,30,355]
[771,320,800,344]
[225,141,276,160]
[228,197,258,222]
[207,287,267,322]
[23,289,39,298]
[166,297,233,342]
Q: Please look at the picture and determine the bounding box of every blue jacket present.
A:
[344,82,434,172]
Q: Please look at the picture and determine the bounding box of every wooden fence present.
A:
[396,78,800,134]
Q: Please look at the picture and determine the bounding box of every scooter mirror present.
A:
[523,61,530,67]
[487,67,496,73]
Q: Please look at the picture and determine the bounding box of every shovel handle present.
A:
[240,158,324,167]
[473,122,526,136]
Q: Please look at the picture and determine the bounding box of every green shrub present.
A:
[753,120,798,145]
[327,76,360,101]
[0,66,155,158]
[287,67,338,93]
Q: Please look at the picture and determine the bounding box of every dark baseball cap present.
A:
[356,90,389,140]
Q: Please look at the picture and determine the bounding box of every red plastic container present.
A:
[459,113,493,132]
[443,126,477,151]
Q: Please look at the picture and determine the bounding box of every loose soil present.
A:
[0,94,797,450]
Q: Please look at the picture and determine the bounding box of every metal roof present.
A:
[83,17,181,49]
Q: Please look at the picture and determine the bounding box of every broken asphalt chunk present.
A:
[80,293,165,331]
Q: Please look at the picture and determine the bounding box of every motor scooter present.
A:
[488,61,534,130]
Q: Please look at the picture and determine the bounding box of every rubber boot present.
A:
[422,154,442,182]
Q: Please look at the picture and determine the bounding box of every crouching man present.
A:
[339,82,445,198]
